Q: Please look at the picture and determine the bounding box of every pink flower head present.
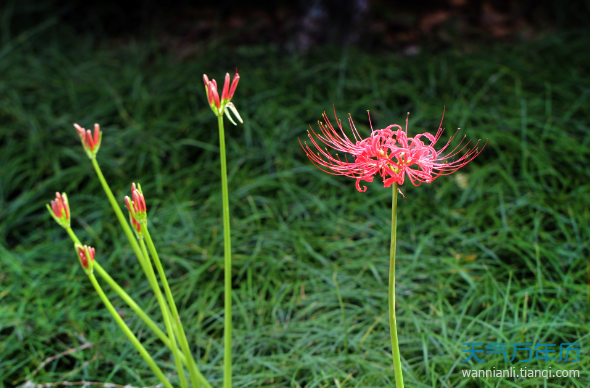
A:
[204,74,221,109]
[300,108,486,193]
[203,71,243,125]
[125,182,147,237]
[47,192,70,228]
[75,244,95,273]
[73,123,102,159]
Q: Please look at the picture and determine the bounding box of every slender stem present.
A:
[91,158,185,363]
[91,158,210,387]
[88,273,173,388]
[389,183,404,388]
[65,227,188,366]
[65,226,82,246]
[91,158,145,266]
[90,158,165,310]
[217,114,233,388]
[94,261,188,365]
[143,227,212,388]
[139,239,188,388]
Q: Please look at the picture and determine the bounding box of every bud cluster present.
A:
[125,182,147,238]
[203,72,243,125]
[74,123,102,159]
[75,244,95,274]
[47,192,70,228]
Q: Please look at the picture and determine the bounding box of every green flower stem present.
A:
[88,272,173,388]
[90,158,158,300]
[217,113,233,388]
[65,227,188,366]
[138,239,188,388]
[91,158,184,362]
[389,183,404,388]
[65,226,82,246]
[91,158,145,267]
[91,157,210,386]
[94,261,188,365]
[143,227,212,388]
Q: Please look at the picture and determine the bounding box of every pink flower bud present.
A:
[203,75,214,105]
[48,192,71,228]
[51,198,62,218]
[93,124,100,146]
[51,192,70,220]
[210,81,220,109]
[132,190,140,207]
[125,196,141,232]
[86,129,94,150]
[124,196,132,213]
[221,73,230,101]
[74,123,85,138]
[125,183,147,236]
[228,72,240,100]
[138,193,146,212]
[73,123,102,158]
[77,245,95,269]
[203,71,240,116]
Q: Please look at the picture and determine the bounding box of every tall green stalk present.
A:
[91,157,210,387]
[217,114,233,388]
[94,262,188,365]
[65,227,189,368]
[143,227,212,388]
[139,238,188,388]
[88,273,173,388]
[91,158,144,263]
[90,159,178,335]
[389,183,404,388]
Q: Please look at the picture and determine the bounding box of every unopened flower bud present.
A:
[73,123,102,159]
[47,192,70,228]
[75,244,95,274]
[203,71,242,124]
[125,182,147,238]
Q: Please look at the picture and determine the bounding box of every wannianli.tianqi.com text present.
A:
[461,367,580,379]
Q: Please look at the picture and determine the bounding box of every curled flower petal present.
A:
[224,102,243,125]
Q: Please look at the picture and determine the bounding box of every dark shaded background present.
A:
[9,0,590,54]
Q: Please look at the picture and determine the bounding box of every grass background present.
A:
[1,10,590,388]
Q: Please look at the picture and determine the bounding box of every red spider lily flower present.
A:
[203,71,243,125]
[73,123,102,159]
[125,182,147,238]
[300,108,486,193]
[75,244,95,274]
[47,192,70,228]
